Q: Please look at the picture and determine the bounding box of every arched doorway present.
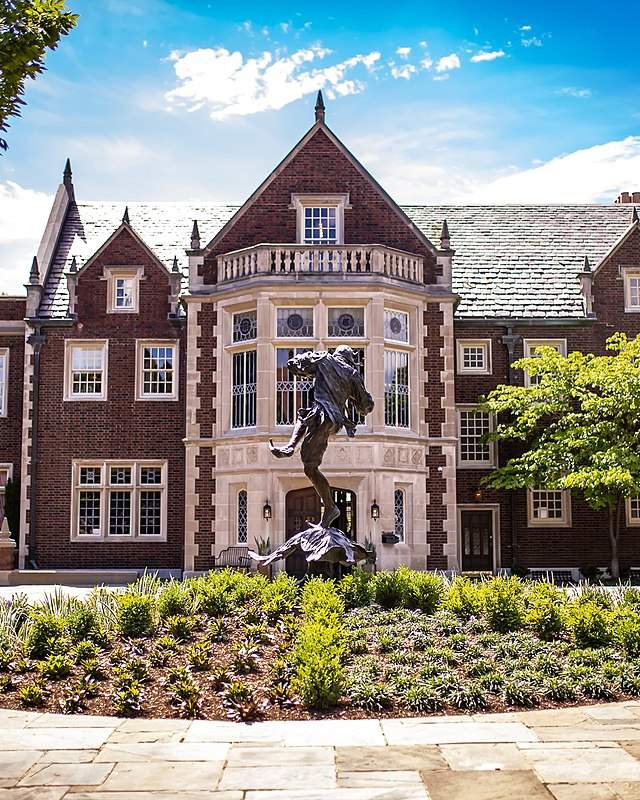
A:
[284,487,357,579]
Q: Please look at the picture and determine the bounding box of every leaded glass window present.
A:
[384,309,409,342]
[233,310,257,343]
[276,308,314,338]
[78,491,101,536]
[276,348,314,425]
[232,350,257,428]
[384,349,409,427]
[327,308,365,338]
[394,488,405,542]
[237,489,248,543]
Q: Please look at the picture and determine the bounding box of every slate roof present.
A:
[40,201,637,320]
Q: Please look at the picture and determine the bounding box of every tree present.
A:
[0,0,77,151]
[481,333,640,579]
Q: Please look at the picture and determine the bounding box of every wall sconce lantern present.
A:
[473,489,483,503]
[370,500,380,520]
[262,501,272,521]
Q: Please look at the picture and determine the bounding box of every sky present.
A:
[1,0,640,294]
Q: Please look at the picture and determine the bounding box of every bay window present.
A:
[232,350,257,428]
[384,349,409,428]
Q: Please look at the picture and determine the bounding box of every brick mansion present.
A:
[1,93,640,579]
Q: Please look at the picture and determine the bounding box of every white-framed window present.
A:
[292,193,347,245]
[528,489,571,527]
[64,341,108,401]
[136,341,178,401]
[457,339,492,375]
[328,307,365,338]
[276,348,314,425]
[624,270,640,312]
[232,349,257,429]
[276,307,314,338]
[237,489,248,544]
[394,488,406,542]
[384,309,409,343]
[233,310,257,343]
[626,497,640,526]
[72,461,167,540]
[0,464,13,526]
[106,268,140,313]
[523,339,567,387]
[457,408,494,467]
[0,348,8,417]
[384,349,409,428]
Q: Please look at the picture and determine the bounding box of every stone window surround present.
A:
[232,483,249,544]
[290,193,351,246]
[456,338,492,375]
[0,347,8,417]
[70,459,168,542]
[393,485,406,542]
[622,267,640,312]
[103,266,144,314]
[527,488,572,528]
[134,339,179,402]
[455,404,496,468]
[626,497,640,527]
[522,338,567,388]
[63,339,109,402]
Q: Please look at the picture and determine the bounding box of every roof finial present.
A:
[315,90,325,124]
[29,256,40,284]
[63,158,72,185]
[69,255,77,274]
[633,206,639,224]
[190,219,201,250]
[440,218,451,249]
[172,255,179,273]
[582,254,591,273]
[122,206,130,225]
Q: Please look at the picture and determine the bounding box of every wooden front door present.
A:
[285,487,357,579]
[461,510,494,571]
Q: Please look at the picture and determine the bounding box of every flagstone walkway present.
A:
[2,703,640,799]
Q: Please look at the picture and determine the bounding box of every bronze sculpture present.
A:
[250,345,375,570]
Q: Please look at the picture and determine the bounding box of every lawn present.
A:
[0,568,640,720]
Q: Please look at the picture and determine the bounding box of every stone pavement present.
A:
[2,704,640,799]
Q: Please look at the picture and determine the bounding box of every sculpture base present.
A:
[249,523,374,568]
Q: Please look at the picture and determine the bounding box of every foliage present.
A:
[615,608,640,657]
[157,581,194,620]
[524,582,568,640]
[260,572,298,620]
[482,333,640,578]
[38,653,72,680]
[444,576,484,619]
[115,594,156,638]
[24,611,65,658]
[481,576,525,632]
[164,614,196,641]
[568,601,612,648]
[336,569,374,609]
[18,680,45,707]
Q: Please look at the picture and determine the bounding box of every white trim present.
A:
[70,460,167,542]
[456,339,492,375]
[63,340,109,401]
[523,338,567,387]
[527,488,572,527]
[457,504,501,572]
[135,340,179,401]
[623,268,640,313]
[291,193,349,245]
[104,267,142,314]
[626,497,640,527]
[456,406,496,468]
[0,347,8,417]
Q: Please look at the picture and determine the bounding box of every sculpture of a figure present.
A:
[269,345,374,527]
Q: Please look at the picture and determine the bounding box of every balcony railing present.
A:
[217,244,424,284]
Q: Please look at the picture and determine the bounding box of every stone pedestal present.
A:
[0,518,17,572]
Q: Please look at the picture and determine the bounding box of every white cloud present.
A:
[0,181,52,295]
[521,36,543,47]
[557,86,592,99]
[419,40,428,48]
[520,24,532,31]
[63,136,153,171]
[165,45,381,119]
[433,74,450,82]
[471,49,505,63]
[280,22,289,33]
[142,39,148,48]
[470,136,640,203]
[390,63,417,80]
[395,46,411,59]
[435,53,461,73]
[420,56,433,70]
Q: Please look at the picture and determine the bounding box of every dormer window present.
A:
[291,194,349,245]
[106,268,141,313]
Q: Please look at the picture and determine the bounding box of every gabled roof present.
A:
[39,201,635,320]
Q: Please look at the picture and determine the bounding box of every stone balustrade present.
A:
[217,244,424,283]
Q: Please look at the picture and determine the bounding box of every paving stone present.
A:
[532,727,640,742]
[420,769,554,800]
[18,762,113,787]
[519,742,619,750]
[276,719,386,747]
[548,785,621,800]
[583,705,640,722]
[382,720,538,745]
[185,720,284,744]
[337,770,424,787]
[99,762,224,792]
[604,784,640,799]
[115,718,191,733]
[515,709,590,727]
[106,729,186,744]
[38,750,98,763]
[336,744,446,772]
[25,714,117,728]
[226,745,333,766]
[69,794,242,800]
[245,790,429,799]
[440,742,530,771]
[526,745,640,783]
[0,789,68,800]
[0,728,113,751]
[0,754,41,780]
[95,742,229,762]
[0,714,42,730]
[219,764,336,791]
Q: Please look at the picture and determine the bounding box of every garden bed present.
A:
[0,568,639,720]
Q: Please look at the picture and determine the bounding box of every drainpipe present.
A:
[27,327,46,568]
[500,327,521,570]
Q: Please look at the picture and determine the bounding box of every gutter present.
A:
[26,327,46,567]
[456,316,595,328]
[500,327,522,571]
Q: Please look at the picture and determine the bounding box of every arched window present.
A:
[394,488,405,542]
[237,489,248,543]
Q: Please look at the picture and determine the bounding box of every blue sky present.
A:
[1,0,640,292]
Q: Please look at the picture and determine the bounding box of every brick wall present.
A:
[33,229,186,569]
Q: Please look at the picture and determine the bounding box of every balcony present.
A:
[217,244,424,284]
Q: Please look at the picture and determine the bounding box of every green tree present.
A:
[0,0,78,151]
[481,333,640,578]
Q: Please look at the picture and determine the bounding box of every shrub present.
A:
[580,674,618,699]
[231,641,260,674]
[542,676,577,702]
[25,612,65,659]
[38,654,73,680]
[372,570,409,608]
[196,583,232,618]
[524,583,568,641]
[165,615,196,641]
[502,678,540,707]
[478,671,505,693]
[74,641,100,664]
[449,682,488,710]
[337,569,374,609]
[482,577,524,633]
[188,642,210,672]
[261,573,298,620]
[111,681,143,716]
[157,581,193,620]
[444,576,484,619]
[347,679,392,712]
[401,682,444,712]
[615,609,640,657]
[64,605,101,643]
[404,570,445,614]
[568,601,612,648]
[19,681,45,707]
[115,594,156,638]
[221,680,267,721]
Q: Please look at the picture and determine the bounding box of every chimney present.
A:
[615,191,640,204]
